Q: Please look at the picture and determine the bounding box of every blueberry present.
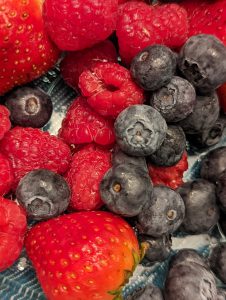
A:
[178,92,220,134]
[169,249,207,269]
[177,179,219,234]
[178,34,226,94]
[200,146,226,183]
[126,285,164,300]
[130,45,177,91]
[16,169,70,220]
[217,289,226,300]
[209,244,226,284]
[114,105,167,156]
[138,186,185,237]
[4,86,53,128]
[139,235,172,263]
[216,170,226,211]
[147,126,186,167]
[150,76,196,123]
[100,163,153,217]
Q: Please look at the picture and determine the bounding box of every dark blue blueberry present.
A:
[216,170,226,211]
[4,86,53,128]
[177,179,219,234]
[16,169,70,220]
[130,45,177,91]
[178,92,220,134]
[100,163,153,217]
[138,186,185,237]
[169,249,207,269]
[200,146,226,183]
[114,105,167,156]
[147,126,186,167]
[178,34,226,94]
[150,76,196,123]
[126,285,164,300]
[209,244,226,284]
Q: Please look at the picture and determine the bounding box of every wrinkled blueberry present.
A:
[150,76,196,123]
[130,45,177,91]
[114,105,167,156]
[177,179,219,234]
[217,289,226,300]
[216,170,226,212]
[16,169,70,220]
[4,87,53,128]
[178,34,226,94]
[200,146,226,183]
[147,126,186,167]
[126,284,164,300]
[138,186,185,237]
[100,163,153,217]
[210,244,226,284]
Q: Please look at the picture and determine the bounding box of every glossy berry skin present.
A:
[139,235,172,263]
[0,127,71,190]
[43,0,118,51]
[0,197,27,272]
[59,97,115,147]
[100,163,153,217]
[16,169,70,221]
[210,244,226,284]
[130,45,177,91]
[0,153,14,196]
[115,105,167,156]
[150,76,196,123]
[200,146,226,183]
[177,179,219,234]
[65,144,111,211]
[25,211,140,300]
[179,92,220,134]
[138,186,185,238]
[79,62,144,118]
[148,151,188,190]
[0,105,11,140]
[60,40,117,91]
[216,170,226,212]
[178,34,226,94]
[5,87,53,128]
[147,126,186,167]
[116,2,188,65]
[126,285,164,300]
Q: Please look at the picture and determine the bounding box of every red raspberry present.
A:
[59,97,115,147]
[0,105,11,140]
[65,144,112,211]
[0,153,14,196]
[43,0,118,51]
[0,197,27,271]
[60,40,117,91]
[116,2,189,65]
[218,83,226,114]
[0,127,71,190]
[79,62,144,118]
[148,152,188,190]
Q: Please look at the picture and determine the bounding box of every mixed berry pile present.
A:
[0,0,226,299]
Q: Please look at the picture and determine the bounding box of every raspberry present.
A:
[116,2,188,65]
[0,197,27,271]
[78,62,144,118]
[65,144,112,211]
[60,40,117,91]
[0,153,14,196]
[0,127,71,190]
[59,97,115,147]
[43,0,118,51]
[148,152,188,190]
[0,105,11,140]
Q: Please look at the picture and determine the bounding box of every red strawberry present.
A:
[116,1,189,65]
[60,40,118,91]
[43,0,118,51]
[218,83,226,114]
[0,153,14,196]
[59,97,116,147]
[0,105,11,140]
[65,144,112,211]
[0,0,60,95]
[0,127,71,190]
[181,0,226,46]
[25,211,140,300]
[0,197,27,271]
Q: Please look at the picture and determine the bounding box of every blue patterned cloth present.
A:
[0,68,226,299]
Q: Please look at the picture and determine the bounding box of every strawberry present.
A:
[25,211,140,300]
[0,0,60,95]
[218,83,226,114]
